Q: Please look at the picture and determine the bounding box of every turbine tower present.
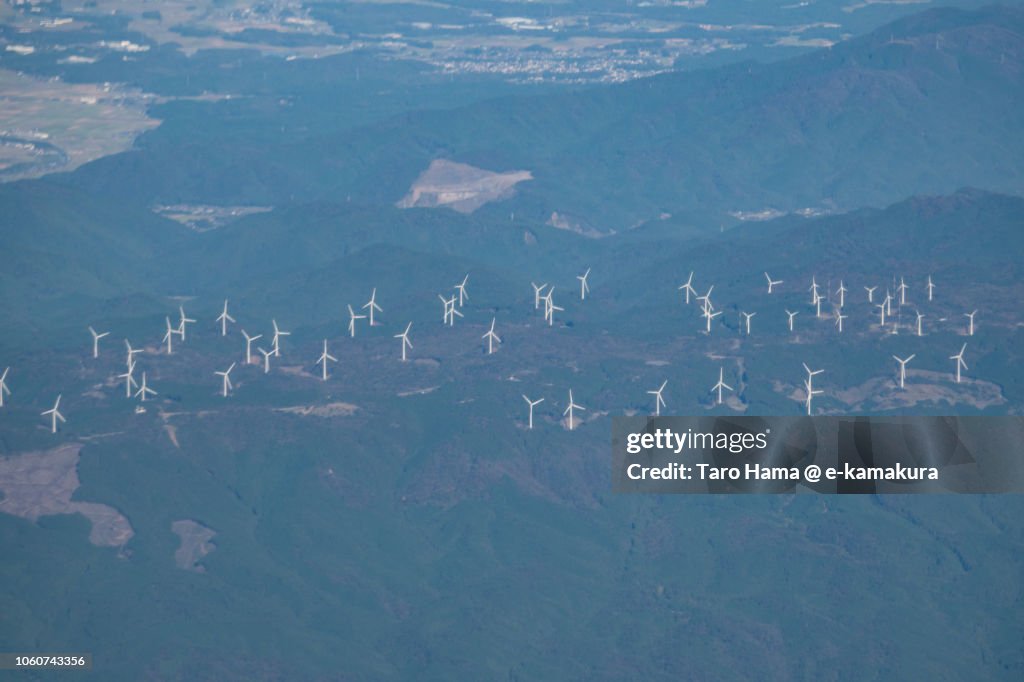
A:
[711,367,733,405]
[215,363,236,396]
[577,268,591,300]
[926,275,935,302]
[216,300,236,336]
[0,367,10,407]
[531,282,548,310]
[563,389,585,431]
[242,330,262,364]
[41,394,65,434]
[893,354,915,390]
[764,272,782,294]
[801,363,824,414]
[316,341,337,381]
[135,372,157,402]
[836,280,847,308]
[678,272,696,304]
[258,347,273,374]
[163,316,177,354]
[897,277,908,306]
[740,311,756,335]
[915,311,924,337]
[177,306,196,341]
[522,395,544,430]
[965,310,977,336]
[394,322,413,362]
[647,380,667,416]
[950,343,968,383]
[454,274,469,307]
[834,311,847,333]
[363,288,383,326]
[482,318,501,354]
[785,309,798,333]
[875,303,887,327]
[809,276,820,305]
[117,360,138,398]
[271,319,290,356]
[347,304,367,337]
[88,326,110,359]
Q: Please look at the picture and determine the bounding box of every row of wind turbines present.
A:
[0,264,990,434]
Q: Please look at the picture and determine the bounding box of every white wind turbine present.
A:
[875,303,887,327]
[0,367,10,407]
[542,289,562,326]
[711,367,733,406]
[135,372,156,402]
[785,309,799,333]
[865,286,877,303]
[531,282,548,310]
[577,267,591,300]
[836,280,847,308]
[678,272,696,304]
[258,347,273,374]
[347,304,367,337]
[809,277,820,305]
[764,272,782,294]
[88,326,110,359]
[950,343,968,383]
[216,300,236,336]
[522,395,544,430]
[926,275,935,302]
[316,341,337,381]
[965,310,977,336]
[563,389,585,431]
[41,394,65,433]
[704,308,723,334]
[897,277,908,306]
[215,363,236,396]
[117,359,138,398]
[454,274,470,307]
[394,322,413,362]
[482,318,501,354]
[884,291,893,317]
[834,311,847,333]
[177,306,196,341]
[696,285,715,313]
[803,379,823,416]
[271,319,290,356]
[915,311,924,337]
[740,311,756,335]
[163,317,177,354]
[124,339,143,367]
[647,380,668,416]
[893,354,915,390]
[363,288,383,326]
[814,294,823,319]
[242,330,262,364]
[801,363,824,415]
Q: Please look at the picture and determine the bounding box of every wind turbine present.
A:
[865,286,877,303]
[678,272,696,304]
[117,360,138,398]
[242,330,262,364]
[0,367,10,407]
[965,310,977,336]
[482,318,501,354]
[893,354,915,389]
[704,308,722,334]
[531,282,548,309]
[347,304,367,337]
[522,395,544,430]
[696,285,715,312]
[394,322,413,361]
[803,379,823,416]
[363,288,383,326]
[884,291,893,317]
[926,275,935,302]
[316,341,337,381]
[271,319,290,356]
[454,274,469,307]
[897,277,908,306]
[214,363,236,396]
[711,367,733,405]
[647,380,668,416]
[809,277,820,305]
[577,267,591,300]
[563,389,585,431]
[135,372,156,402]
[88,326,110,359]
[163,316,177,354]
[41,394,65,433]
[915,311,924,337]
[740,311,756,335]
[814,295,823,319]
[785,309,798,333]
[834,311,847,333]
[836,280,847,308]
[950,343,968,383]
[258,347,273,374]
[177,306,196,341]
[764,272,782,294]
[542,289,562,326]
[124,339,143,366]
[216,300,236,336]
[875,303,887,327]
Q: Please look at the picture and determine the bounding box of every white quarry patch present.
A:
[397,159,532,214]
